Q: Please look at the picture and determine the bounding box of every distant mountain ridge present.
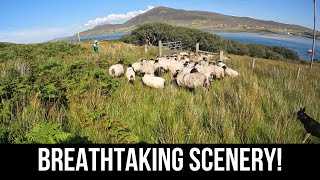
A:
[56,6,312,42]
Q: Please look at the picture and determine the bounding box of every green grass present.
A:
[0,40,320,144]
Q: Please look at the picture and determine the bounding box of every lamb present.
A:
[142,74,165,89]
[126,64,135,84]
[109,60,124,78]
[183,68,210,90]
[297,107,320,143]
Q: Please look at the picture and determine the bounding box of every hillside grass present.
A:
[0,40,320,144]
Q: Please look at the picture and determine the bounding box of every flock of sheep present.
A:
[108,52,239,90]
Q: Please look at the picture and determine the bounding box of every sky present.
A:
[0,0,317,44]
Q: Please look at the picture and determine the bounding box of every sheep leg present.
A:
[302,133,311,143]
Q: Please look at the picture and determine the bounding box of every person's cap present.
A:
[94,40,98,43]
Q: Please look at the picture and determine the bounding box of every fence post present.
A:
[159,40,162,57]
[196,43,199,53]
[219,50,224,62]
[296,67,301,80]
[252,58,256,69]
[144,44,148,54]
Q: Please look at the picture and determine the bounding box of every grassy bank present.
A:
[0,40,320,144]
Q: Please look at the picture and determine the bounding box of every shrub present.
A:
[121,23,300,61]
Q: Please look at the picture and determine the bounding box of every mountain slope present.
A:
[125,6,310,31]
[58,6,311,41]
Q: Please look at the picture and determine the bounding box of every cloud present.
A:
[0,6,155,44]
[0,26,79,44]
[85,6,154,27]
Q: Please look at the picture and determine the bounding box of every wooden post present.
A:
[252,58,256,69]
[219,50,223,62]
[144,44,148,54]
[159,40,162,57]
[310,0,317,69]
[196,43,199,53]
[296,68,301,80]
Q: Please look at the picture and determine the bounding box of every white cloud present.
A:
[85,6,154,27]
[0,6,154,44]
[0,26,79,44]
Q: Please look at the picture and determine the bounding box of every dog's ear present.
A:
[303,107,306,112]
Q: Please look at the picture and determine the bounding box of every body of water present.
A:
[69,31,319,60]
[68,32,128,42]
[209,31,320,60]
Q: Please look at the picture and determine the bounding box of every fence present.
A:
[196,43,224,61]
[156,41,224,61]
[158,40,182,57]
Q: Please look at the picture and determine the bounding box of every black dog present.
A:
[297,107,320,142]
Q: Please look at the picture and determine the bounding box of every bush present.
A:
[121,23,300,61]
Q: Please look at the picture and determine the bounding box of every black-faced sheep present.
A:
[126,64,135,84]
[222,66,239,78]
[183,68,210,90]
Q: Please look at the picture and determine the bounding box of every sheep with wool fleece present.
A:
[109,60,124,78]
[132,62,142,73]
[168,61,184,74]
[209,65,225,79]
[140,60,155,75]
[142,74,166,89]
[126,64,136,83]
[183,69,210,89]
[217,61,226,68]
[223,66,239,78]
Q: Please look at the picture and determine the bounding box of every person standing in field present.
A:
[93,40,99,54]
[93,40,99,60]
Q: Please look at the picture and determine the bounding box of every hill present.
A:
[125,6,310,32]
[58,6,312,42]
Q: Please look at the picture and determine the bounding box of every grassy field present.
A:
[1,40,320,144]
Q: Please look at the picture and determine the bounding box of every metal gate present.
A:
[159,41,182,56]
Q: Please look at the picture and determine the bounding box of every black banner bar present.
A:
[0,144,318,177]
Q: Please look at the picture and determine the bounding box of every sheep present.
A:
[210,65,225,79]
[168,61,183,74]
[222,66,239,78]
[140,60,155,75]
[154,60,169,72]
[109,60,124,78]
[217,60,226,68]
[208,61,216,66]
[132,62,142,73]
[183,68,210,90]
[142,74,165,89]
[126,64,135,84]
[179,52,189,57]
